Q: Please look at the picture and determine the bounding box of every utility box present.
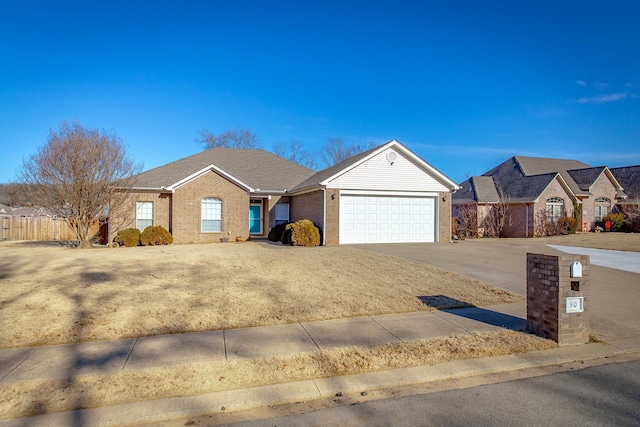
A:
[526,253,590,346]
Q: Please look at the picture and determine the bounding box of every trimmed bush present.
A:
[268,222,289,242]
[558,216,578,234]
[140,225,173,245]
[282,219,321,246]
[601,213,625,232]
[114,228,141,247]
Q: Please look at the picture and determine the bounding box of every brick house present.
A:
[110,140,459,245]
[452,156,626,237]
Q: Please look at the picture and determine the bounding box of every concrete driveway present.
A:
[354,239,640,352]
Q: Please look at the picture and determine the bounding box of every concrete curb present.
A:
[2,342,633,427]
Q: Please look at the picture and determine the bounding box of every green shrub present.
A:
[601,213,625,232]
[140,226,173,245]
[281,219,321,246]
[114,228,141,247]
[558,216,578,234]
[268,222,289,242]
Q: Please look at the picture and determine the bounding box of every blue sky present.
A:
[1,1,639,184]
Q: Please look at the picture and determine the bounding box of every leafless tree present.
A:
[197,128,260,149]
[272,138,317,170]
[17,121,140,248]
[321,137,375,167]
[453,203,479,239]
[481,199,513,238]
[618,201,640,232]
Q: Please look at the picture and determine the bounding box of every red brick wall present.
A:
[581,173,618,231]
[438,192,451,243]
[290,190,327,243]
[109,191,171,243]
[533,178,575,236]
[172,171,249,244]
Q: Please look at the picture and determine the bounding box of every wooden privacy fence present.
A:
[0,216,77,241]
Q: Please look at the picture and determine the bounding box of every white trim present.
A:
[319,140,459,190]
[167,164,255,192]
[340,189,440,197]
[533,173,575,203]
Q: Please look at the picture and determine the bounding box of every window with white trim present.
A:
[545,197,564,222]
[275,203,289,225]
[136,201,153,231]
[595,197,610,222]
[202,198,222,232]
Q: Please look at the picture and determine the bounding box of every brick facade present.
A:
[108,190,171,244]
[290,190,327,242]
[171,171,249,244]
[579,173,619,231]
[526,253,590,346]
[439,192,451,243]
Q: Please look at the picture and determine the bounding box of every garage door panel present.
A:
[340,195,435,244]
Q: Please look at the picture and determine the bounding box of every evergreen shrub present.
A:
[140,225,173,245]
[114,228,141,247]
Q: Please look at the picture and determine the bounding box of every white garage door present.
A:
[340,195,436,244]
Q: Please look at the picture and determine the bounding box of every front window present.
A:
[136,202,153,231]
[202,198,222,232]
[545,197,563,222]
[275,203,289,225]
[595,197,610,222]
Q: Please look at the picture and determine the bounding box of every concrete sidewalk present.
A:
[1,300,637,426]
[2,240,640,426]
[0,301,525,387]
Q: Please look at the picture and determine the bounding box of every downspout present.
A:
[322,188,327,246]
[526,203,529,238]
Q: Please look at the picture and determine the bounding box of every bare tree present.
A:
[17,121,140,248]
[453,203,479,239]
[197,128,260,149]
[321,137,375,167]
[272,138,317,170]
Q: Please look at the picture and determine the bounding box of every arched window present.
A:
[595,197,610,222]
[201,198,222,232]
[545,197,564,222]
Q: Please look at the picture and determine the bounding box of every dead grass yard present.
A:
[0,241,521,349]
[533,232,640,252]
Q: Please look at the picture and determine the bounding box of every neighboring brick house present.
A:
[110,140,459,245]
[453,156,626,237]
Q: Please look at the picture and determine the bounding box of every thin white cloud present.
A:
[594,81,610,90]
[577,92,630,104]
[575,80,587,87]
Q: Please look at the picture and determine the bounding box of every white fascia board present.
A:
[391,142,460,190]
[601,167,624,191]
[318,141,397,185]
[167,164,254,192]
[319,140,459,190]
[340,189,440,197]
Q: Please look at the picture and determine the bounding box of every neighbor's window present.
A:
[201,198,222,232]
[275,203,289,225]
[136,201,153,231]
[595,197,610,222]
[545,197,564,222]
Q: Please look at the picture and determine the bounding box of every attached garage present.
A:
[288,140,459,245]
[340,195,436,244]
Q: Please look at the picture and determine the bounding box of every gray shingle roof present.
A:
[289,145,380,192]
[454,156,615,204]
[514,156,591,176]
[610,165,640,201]
[132,148,316,192]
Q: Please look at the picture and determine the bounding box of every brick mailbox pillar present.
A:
[526,253,590,346]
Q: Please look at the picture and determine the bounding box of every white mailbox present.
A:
[570,261,583,278]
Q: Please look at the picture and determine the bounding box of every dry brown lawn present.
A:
[0,241,520,349]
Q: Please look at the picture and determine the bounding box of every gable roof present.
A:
[610,165,640,201]
[454,155,623,204]
[290,140,459,193]
[131,148,316,192]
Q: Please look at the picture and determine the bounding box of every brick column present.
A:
[526,253,590,346]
